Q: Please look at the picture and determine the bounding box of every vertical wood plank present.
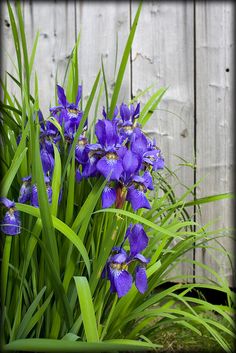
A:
[22,0,76,115]
[195,2,234,285]
[75,1,131,120]
[131,1,195,282]
[1,2,19,98]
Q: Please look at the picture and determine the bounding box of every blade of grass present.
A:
[74,276,99,342]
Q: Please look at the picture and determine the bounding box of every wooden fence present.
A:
[1,1,234,285]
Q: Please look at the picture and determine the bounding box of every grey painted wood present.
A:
[22,0,76,116]
[75,1,130,122]
[1,1,233,284]
[1,3,19,98]
[195,2,234,285]
[131,1,195,282]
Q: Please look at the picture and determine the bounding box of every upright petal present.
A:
[120,103,130,121]
[75,85,82,106]
[57,85,67,107]
[128,223,149,256]
[95,120,106,146]
[135,266,148,294]
[122,149,141,176]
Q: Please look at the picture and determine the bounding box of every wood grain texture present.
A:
[1,2,19,99]
[1,1,233,284]
[22,0,76,115]
[131,1,195,281]
[195,1,234,285]
[75,1,130,121]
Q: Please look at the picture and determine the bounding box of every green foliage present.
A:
[0,2,235,353]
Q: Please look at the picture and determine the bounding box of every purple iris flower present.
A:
[18,176,32,203]
[119,103,141,142]
[126,172,153,211]
[0,197,21,235]
[40,147,54,175]
[102,105,119,124]
[131,131,164,172]
[86,119,123,181]
[103,223,150,297]
[75,135,89,165]
[50,85,83,141]
[31,176,52,207]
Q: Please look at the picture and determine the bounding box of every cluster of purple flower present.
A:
[1,84,164,297]
[102,223,150,298]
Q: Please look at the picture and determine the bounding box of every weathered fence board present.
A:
[1,1,234,285]
[131,1,195,282]
[22,0,76,115]
[195,1,234,285]
[75,1,130,121]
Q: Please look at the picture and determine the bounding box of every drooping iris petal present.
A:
[31,180,52,208]
[82,155,99,178]
[135,266,148,294]
[126,186,151,211]
[1,209,21,235]
[134,253,150,264]
[57,84,67,107]
[75,138,88,164]
[113,269,133,298]
[122,149,140,176]
[76,168,83,183]
[40,148,54,174]
[127,223,149,256]
[143,170,154,190]
[46,184,52,204]
[0,197,15,208]
[31,185,39,207]
[131,132,148,157]
[18,180,31,203]
[102,185,116,208]
[153,155,165,171]
[96,155,123,181]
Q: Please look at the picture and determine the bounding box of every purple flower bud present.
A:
[18,177,32,203]
[0,198,21,236]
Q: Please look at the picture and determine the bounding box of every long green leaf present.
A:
[15,203,91,276]
[16,287,47,338]
[74,276,99,342]
[4,338,159,352]
[108,2,142,118]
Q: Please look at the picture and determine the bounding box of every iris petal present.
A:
[113,269,133,298]
[128,224,149,256]
[96,156,123,181]
[57,85,67,107]
[126,186,151,211]
[122,150,140,175]
[135,266,148,294]
[102,185,116,208]
[1,210,21,235]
